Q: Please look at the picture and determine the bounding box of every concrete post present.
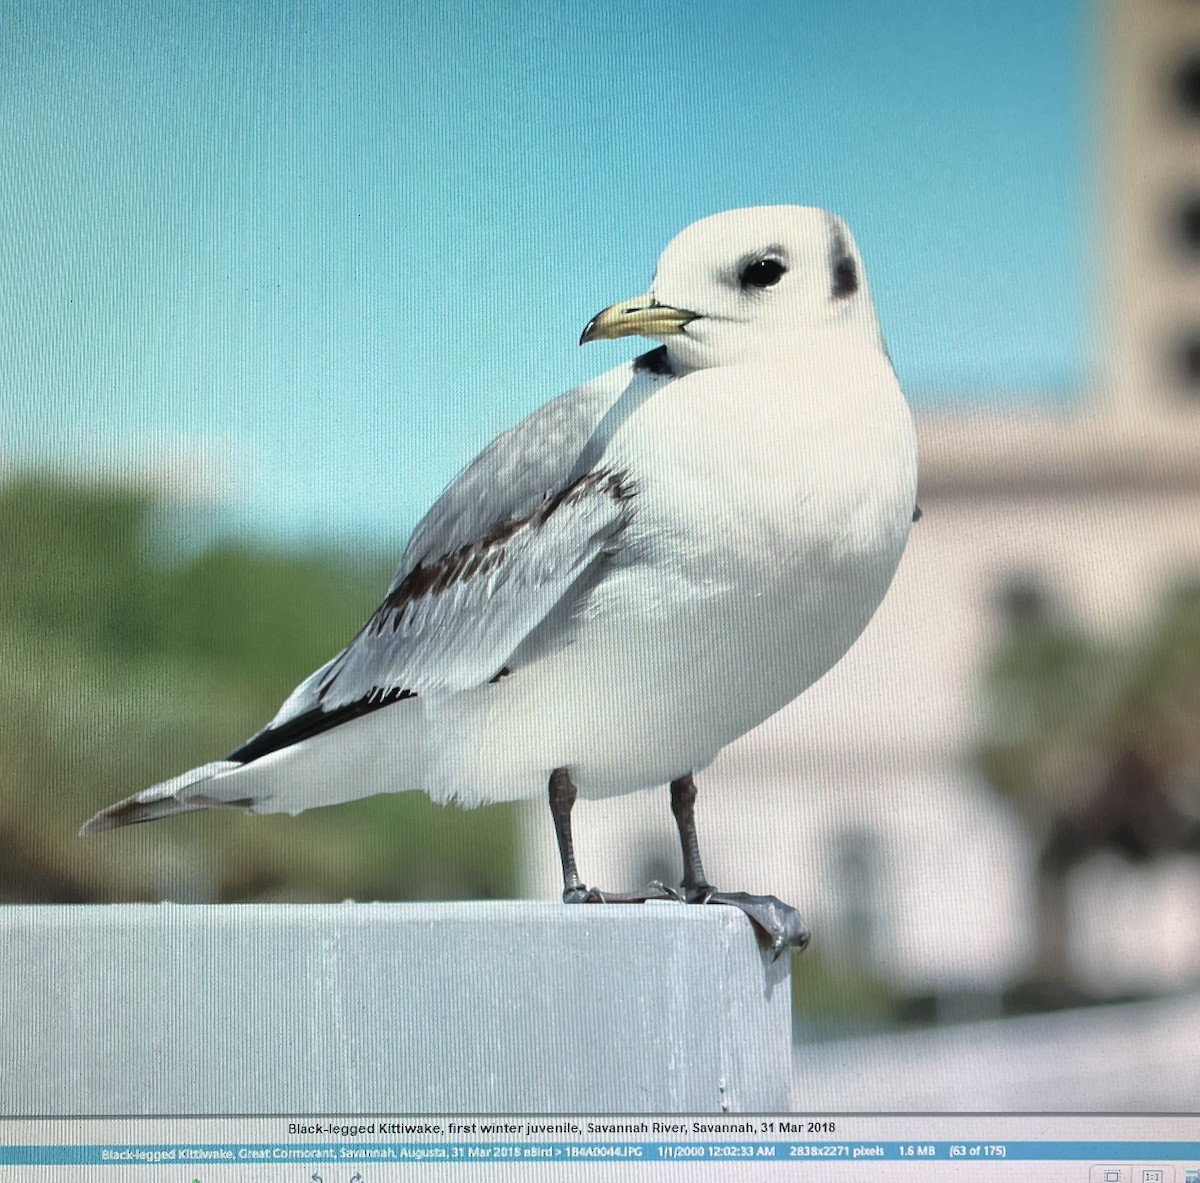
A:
[0,902,790,1115]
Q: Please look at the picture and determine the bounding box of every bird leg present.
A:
[549,768,680,904]
[670,774,811,958]
[549,768,595,902]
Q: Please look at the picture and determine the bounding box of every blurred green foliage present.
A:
[978,582,1200,844]
[0,476,521,904]
[976,582,1200,1001]
[976,591,1120,837]
[790,946,897,1034]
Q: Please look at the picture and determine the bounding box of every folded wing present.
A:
[230,467,636,763]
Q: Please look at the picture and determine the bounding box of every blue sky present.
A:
[0,0,1091,544]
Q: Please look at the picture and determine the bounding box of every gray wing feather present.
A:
[264,363,647,729]
[396,364,633,580]
[317,469,634,709]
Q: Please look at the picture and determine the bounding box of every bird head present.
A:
[581,205,883,372]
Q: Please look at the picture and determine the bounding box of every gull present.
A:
[82,206,918,954]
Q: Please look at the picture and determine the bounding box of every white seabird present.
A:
[83,205,919,953]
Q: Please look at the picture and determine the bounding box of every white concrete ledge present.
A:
[0,902,790,1115]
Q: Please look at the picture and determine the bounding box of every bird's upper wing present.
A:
[229,363,648,762]
[396,363,636,576]
[314,464,636,708]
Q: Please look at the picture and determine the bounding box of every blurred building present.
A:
[522,0,1200,1010]
[1102,0,1200,407]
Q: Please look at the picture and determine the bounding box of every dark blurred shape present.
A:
[977,580,1200,1004]
[997,575,1048,630]
[1175,193,1200,256]
[0,475,521,905]
[0,825,90,903]
[1177,332,1200,389]
[1171,50,1200,119]
[831,825,880,960]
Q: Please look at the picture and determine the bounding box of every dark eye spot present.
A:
[832,255,858,298]
[739,257,787,289]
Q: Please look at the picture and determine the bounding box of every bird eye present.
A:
[738,258,787,289]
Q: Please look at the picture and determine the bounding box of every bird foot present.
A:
[562,884,606,903]
[685,887,811,959]
[562,880,808,955]
[562,880,684,904]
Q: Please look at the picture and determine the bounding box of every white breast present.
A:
[444,342,917,806]
[620,349,915,716]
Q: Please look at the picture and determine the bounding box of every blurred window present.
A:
[996,575,1048,628]
[1172,52,1200,119]
[1175,332,1200,391]
[1174,194,1200,256]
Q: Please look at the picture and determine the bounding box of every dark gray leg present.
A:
[549,768,679,905]
[670,773,811,957]
[670,774,711,896]
[549,768,594,902]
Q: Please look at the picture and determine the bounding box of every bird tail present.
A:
[79,760,248,835]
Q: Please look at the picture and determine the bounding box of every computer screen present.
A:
[1,0,1198,1179]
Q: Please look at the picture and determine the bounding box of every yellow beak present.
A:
[579,294,699,344]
